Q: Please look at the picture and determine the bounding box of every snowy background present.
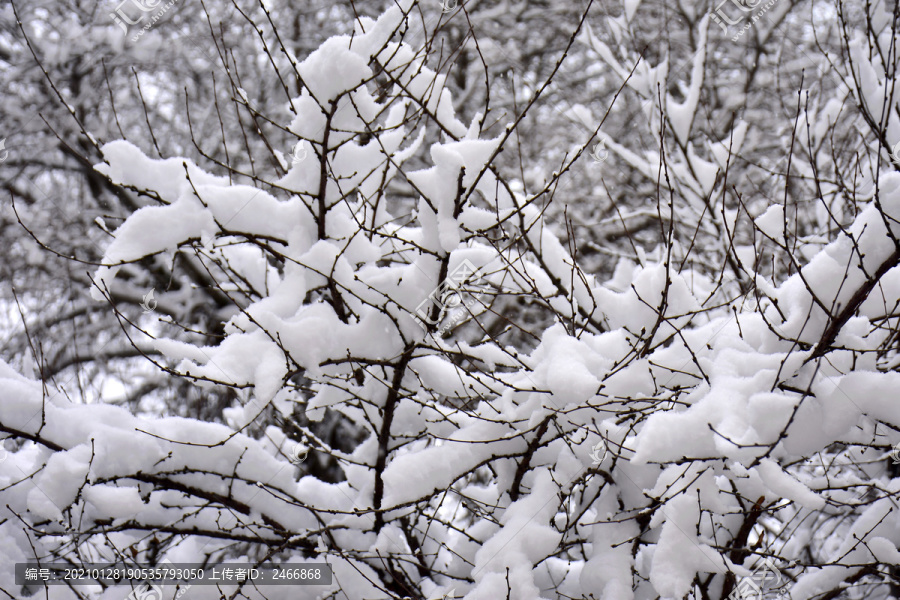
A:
[2,0,900,599]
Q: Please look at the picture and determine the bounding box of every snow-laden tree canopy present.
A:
[6,0,900,599]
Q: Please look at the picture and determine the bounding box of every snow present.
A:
[666,17,708,145]
[382,420,526,507]
[624,0,643,22]
[83,485,145,519]
[33,2,900,599]
[756,459,826,510]
[296,37,372,104]
[471,470,563,599]
[753,204,785,246]
[649,495,734,598]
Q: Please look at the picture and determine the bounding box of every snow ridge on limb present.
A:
[15,2,900,600]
